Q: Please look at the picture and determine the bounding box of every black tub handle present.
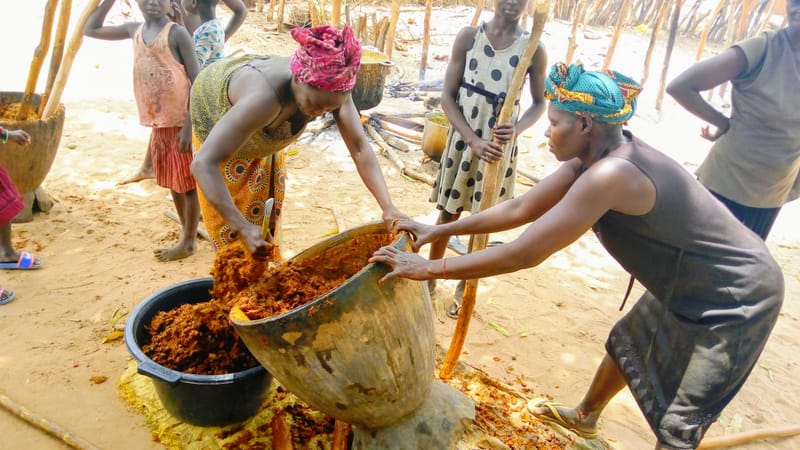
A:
[138,360,181,385]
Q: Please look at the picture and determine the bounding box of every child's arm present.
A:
[84,0,139,41]
[169,25,202,153]
[221,0,248,41]
[0,127,31,146]
[494,42,548,144]
[441,26,506,163]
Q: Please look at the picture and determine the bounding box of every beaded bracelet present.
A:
[0,127,7,144]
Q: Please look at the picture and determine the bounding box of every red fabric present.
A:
[150,127,196,193]
[0,165,23,225]
[289,25,361,92]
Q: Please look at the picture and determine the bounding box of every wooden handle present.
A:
[440,0,550,381]
[42,0,102,119]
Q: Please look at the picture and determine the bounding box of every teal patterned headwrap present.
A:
[544,63,642,123]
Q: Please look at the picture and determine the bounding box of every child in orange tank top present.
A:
[85,0,202,261]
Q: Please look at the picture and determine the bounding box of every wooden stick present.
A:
[655,0,683,111]
[270,412,294,450]
[332,420,352,450]
[331,0,341,28]
[565,0,588,64]
[419,0,433,81]
[42,0,101,119]
[755,0,778,34]
[697,425,800,449]
[439,0,549,381]
[470,0,487,27]
[163,210,211,242]
[266,0,276,21]
[602,0,632,71]
[18,0,59,120]
[736,0,756,40]
[308,0,320,27]
[385,0,401,58]
[277,0,287,32]
[0,394,102,450]
[366,124,435,186]
[39,0,73,117]
[696,0,727,61]
[517,168,541,184]
[641,0,671,88]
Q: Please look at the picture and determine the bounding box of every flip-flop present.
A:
[446,280,466,319]
[447,236,468,255]
[527,398,598,438]
[0,287,16,305]
[0,251,43,270]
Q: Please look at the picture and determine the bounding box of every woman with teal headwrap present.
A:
[370,63,783,449]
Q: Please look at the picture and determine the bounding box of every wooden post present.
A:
[39,0,73,117]
[565,0,588,64]
[42,0,102,119]
[641,0,671,88]
[716,0,739,99]
[737,0,756,39]
[755,0,778,34]
[266,0,276,21]
[277,0,287,32]
[419,0,433,81]
[602,0,632,71]
[256,0,264,12]
[385,0,401,58]
[696,0,727,61]
[18,0,58,120]
[439,0,550,382]
[331,0,341,27]
[655,0,683,111]
[471,0,487,27]
[308,0,320,26]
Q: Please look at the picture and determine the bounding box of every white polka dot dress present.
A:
[430,23,529,215]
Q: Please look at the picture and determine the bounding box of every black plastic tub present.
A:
[124,278,272,427]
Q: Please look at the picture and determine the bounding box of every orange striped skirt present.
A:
[150,127,195,193]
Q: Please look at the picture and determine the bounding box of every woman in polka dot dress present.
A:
[430,0,547,313]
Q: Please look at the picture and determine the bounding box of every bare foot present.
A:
[527,398,598,438]
[118,168,155,186]
[153,242,196,262]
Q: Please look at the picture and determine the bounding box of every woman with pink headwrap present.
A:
[190,25,405,259]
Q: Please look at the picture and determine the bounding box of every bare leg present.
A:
[154,189,199,261]
[531,353,627,435]
[118,147,155,186]
[0,222,18,261]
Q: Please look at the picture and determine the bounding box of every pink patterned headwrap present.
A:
[289,25,362,93]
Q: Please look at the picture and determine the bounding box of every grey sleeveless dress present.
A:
[595,132,783,448]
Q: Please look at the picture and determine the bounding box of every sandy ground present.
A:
[1,2,799,449]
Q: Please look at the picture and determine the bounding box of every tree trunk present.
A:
[656,0,684,111]
[603,0,633,71]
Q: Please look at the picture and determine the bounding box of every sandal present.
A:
[446,280,466,319]
[0,287,16,305]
